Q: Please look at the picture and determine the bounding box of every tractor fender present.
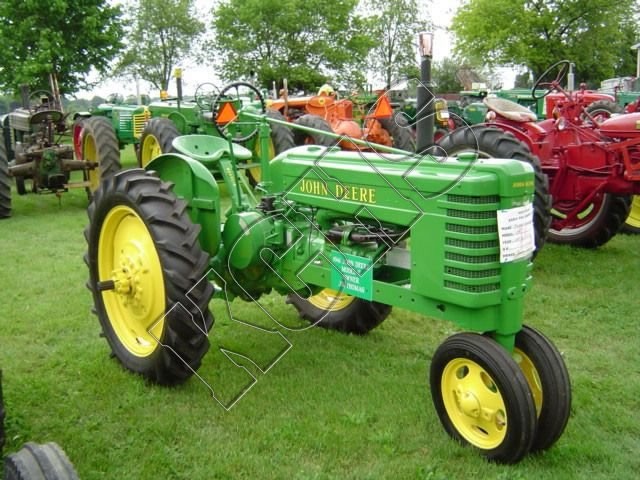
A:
[146,153,221,257]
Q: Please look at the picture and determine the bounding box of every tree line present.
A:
[0,0,637,100]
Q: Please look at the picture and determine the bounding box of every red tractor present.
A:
[441,61,639,247]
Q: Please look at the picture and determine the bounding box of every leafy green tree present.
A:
[364,0,430,89]
[432,58,465,93]
[116,0,205,92]
[451,0,638,86]
[0,0,123,95]
[210,0,375,92]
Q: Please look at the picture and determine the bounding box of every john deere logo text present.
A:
[298,179,377,204]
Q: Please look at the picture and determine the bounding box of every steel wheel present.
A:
[513,325,571,453]
[430,333,536,463]
[86,169,214,384]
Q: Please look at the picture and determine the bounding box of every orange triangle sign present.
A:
[372,95,393,119]
[217,101,238,124]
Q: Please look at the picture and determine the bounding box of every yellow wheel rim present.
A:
[140,134,162,168]
[83,133,100,192]
[250,139,276,184]
[98,205,165,357]
[308,288,355,311]
[514,348,543,417]
[627,196,640,229]
[441,358,508,449]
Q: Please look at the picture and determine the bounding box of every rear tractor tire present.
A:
[287,289,391,334]
[379,114,416,152]
[80,116,121,198]
[436,126,551,256]
[0,139,10,219]
[4,442,79,480]
[85,169,214,385]
[584,99,623,123]
[138,117,180,168]
[293,114,336,147]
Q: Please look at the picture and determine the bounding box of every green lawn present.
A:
[1,153,639,479]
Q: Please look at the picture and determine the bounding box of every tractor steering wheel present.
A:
[194,82,220,111]
[532,60,571,100]
[212,81,266,143]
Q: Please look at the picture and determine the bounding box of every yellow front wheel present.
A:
[138,117,180,168]
[430,333,536,464]
[85,169,213,385]
[622,195,640,233]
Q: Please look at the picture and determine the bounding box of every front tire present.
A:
[513,326,571,453]
[287,289,391,334]
[85,169,214,384]
[138,117,180,168]
[81,116,121,198]
[430,333,536,464]
[4,442,79,480]
[437,126,551,256]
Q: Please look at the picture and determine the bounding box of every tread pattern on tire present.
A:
[0,138,11,218]
[85,169,214,385]
[437,126,551,256]
[4,442,79,480]
[82,116,121,197]
[379,115,416,152]
[293,114,336,147]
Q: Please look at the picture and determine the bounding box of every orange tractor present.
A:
[267,85,415,152]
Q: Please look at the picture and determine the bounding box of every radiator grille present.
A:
[443,194,501,294]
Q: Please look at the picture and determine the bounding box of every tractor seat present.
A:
[483,97,537,123]
[172,135,253,164]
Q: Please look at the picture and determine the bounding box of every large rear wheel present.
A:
[549,193,631,247]
[293,114,336,147]
[622,196,640,234]
[287,289,391,334]
[379,115,416,152]
[437,126,551,256]
[85,169,214,384]
[81,116,121,198]
[430,333,536,464]
[138,117,180,168]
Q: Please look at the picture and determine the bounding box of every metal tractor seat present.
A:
[483,97,537,123]
[172,135,252,165]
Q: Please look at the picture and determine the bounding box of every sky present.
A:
[77,0,513,100]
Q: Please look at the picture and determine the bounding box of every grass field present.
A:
[1,149,639,479]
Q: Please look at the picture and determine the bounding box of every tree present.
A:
[210,0,375,92]
[0,0,124,95]
[364,0,431,89]
[116,0,205,92]
[451,0,639,86]
[432,58,465,93]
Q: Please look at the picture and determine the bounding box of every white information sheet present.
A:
[496,204,535,263]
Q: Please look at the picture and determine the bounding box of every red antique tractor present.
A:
[443,61,639,247]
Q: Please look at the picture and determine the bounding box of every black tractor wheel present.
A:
[0,139,10,218]
[138,117,180,168]
[293,114,336,147]
[4,442,79,480]
[622,196,640,234]
[549,193,631,248]
[247,109,295,186]
[436,126,551,256]
[81,116,121,198]
[287,289,391,334]
[513,325,571,453]
[430,333,536,464]
[379,115,416,152]
[85,169,214,385]
[584,99,623,123]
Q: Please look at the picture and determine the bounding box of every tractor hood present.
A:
[599,112,640,139]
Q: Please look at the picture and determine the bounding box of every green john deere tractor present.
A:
[84,77,571,464]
